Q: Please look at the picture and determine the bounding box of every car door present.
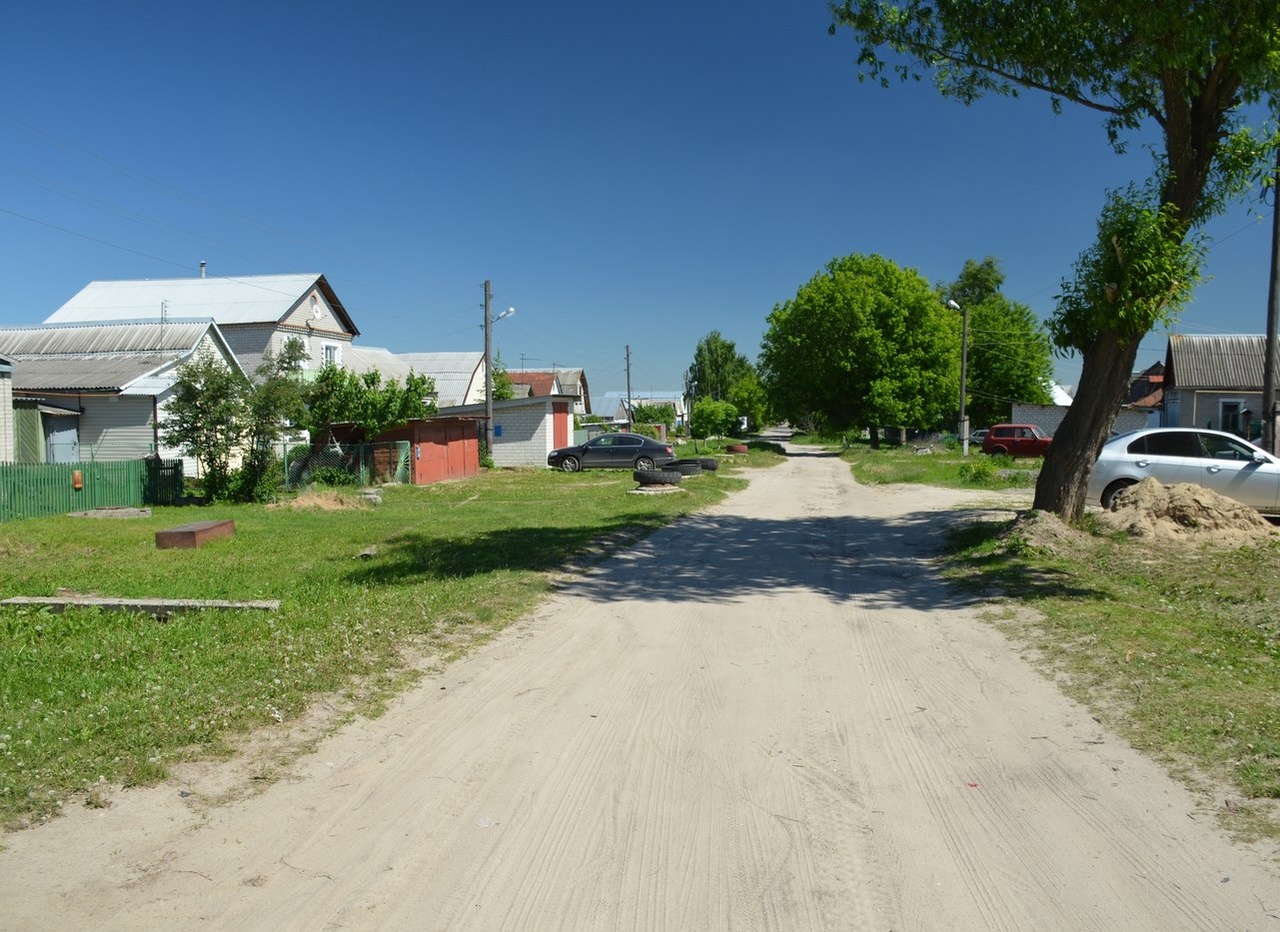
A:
[580,435,614,468]
[1185,432,1280,510]
[612,435,642,467]
[1124,430,1202,486]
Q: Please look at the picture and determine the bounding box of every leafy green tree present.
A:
[830,0,1280,517]
[685,332,754,404]
[939,258,1053,430]
[304,366,436,441]
[632,402,677,430]
[231,338,310,502]
[760,253,958,446]
[727,368,770,432]
[492,350,515,402]
[690,398,740,439]
[162,353,249,501]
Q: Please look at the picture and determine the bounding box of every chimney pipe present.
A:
[199,260,206,278]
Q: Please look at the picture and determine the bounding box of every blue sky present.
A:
[2,1,1274,399]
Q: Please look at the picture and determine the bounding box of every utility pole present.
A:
[483,280,494,454]
[625,344,634,430]
[1264,143,1280,454]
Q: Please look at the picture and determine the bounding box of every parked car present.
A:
[547,433,677,472]
[969,428,989,444]
[982,423,1052,457]
[1088,427,1280,513]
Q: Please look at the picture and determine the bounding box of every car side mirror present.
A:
[1254,450,1269,464]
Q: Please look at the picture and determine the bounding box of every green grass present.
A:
[0,461,766,829]
[791,433,1040,489]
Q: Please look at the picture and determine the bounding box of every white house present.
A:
[45,273,358,377]
[0,320,242,465]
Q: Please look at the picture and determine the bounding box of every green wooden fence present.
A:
[0,458,183,523]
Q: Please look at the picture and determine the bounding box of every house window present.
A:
[323,343,340,367]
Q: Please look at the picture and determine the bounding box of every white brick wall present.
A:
[492,401,553,467]
[0,369,13,462]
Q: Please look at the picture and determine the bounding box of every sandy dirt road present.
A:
[4,441,1280,930]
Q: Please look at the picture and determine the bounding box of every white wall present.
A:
[0,369,13,463]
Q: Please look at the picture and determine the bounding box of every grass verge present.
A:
[790,433,1041,489]
[0,454,780,830]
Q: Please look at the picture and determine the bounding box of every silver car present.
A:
[1088,427,1280,513]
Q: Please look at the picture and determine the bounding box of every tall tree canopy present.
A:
[760,253,958,443]
[831,0,1280,518]
[940,258,1054,430]
[685,331,754,404]
[303,366,436,441]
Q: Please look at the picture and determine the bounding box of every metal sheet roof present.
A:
[0,320,227,392]
[44,274,359,335]
[398,352,484,407]
[344,345,420,383]
[1166,334,1265,390]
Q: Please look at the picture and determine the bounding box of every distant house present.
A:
[1163,334,1267,436]
[0,352,13,463]
[1011,379,1153,436]
[518,369,591,416]
[44,273,358,377]
[596,391,686,427]
[0,320,242,464]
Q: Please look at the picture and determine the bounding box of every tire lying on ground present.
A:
[633,469,683,486]
[669,459,703,476]
[697,457,719,471]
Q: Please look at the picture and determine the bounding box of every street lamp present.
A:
[948,299,970,456]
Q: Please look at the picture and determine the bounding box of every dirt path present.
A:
[4,441,1279,930]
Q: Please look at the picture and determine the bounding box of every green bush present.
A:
[957,458,998,485]
[308,465,360,487]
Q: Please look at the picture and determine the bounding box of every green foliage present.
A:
[1050,187,1204,353]
[940,258,1053,428]
[161,354,250,502]
[685,331,754,404]
[491,351,515,402]
[727,368,770,432]
[235,338,309,503]
[690,398,739,438]
[308,465,360,487]
[303,365,437,440]
[760,253,958,434]
[632,403,677,428]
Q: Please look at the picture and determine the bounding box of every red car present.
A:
[982,423,1052,457]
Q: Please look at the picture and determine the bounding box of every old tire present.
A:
[697,457,719,471]
[669,460,703,476]
[726,443,749,454]
[560,455,581,472]
[1101,479,1137,510]
[634,469,682,486]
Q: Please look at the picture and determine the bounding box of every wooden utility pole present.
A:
[483,280,494,454]
[625,345,634,430]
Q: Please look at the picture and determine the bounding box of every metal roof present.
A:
[1166,334,1265,390]
[0,320,231,393]
[43,273,359,336]
[398,352,484,407]
[344,345,420,383]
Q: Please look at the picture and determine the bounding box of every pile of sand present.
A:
[267,490,370,511]
[1097,478,1278,545]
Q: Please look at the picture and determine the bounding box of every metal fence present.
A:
[0,456,184,523]
[283,441,411,490]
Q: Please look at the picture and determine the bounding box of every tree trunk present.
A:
[1033,330,1141,521]
[869,426,880,450]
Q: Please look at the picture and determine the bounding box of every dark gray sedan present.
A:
[547,433,676,472]
[1088,427,1280,512]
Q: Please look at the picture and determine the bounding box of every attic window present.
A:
[310,295,321,319]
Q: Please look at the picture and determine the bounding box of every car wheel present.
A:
[560,456,581,472]
[1101,479,1137,510]
[635,456,656,471]
[988,445,1008,456]
[634,469,682,485]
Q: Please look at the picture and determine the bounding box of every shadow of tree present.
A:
[345,503,1107,612]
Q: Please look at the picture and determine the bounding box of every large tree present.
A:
[940,258,1054,430]
[303,366,437,441]
[162,353,250,501]
[830,1,1279,518]
[685,331,754,404]
[760,253,958,444]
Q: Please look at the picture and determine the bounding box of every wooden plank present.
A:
[155,519,236,549]
[1,595,279,618]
